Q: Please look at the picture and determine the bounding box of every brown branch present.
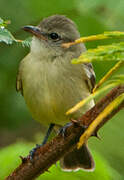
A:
[6,85,124,180]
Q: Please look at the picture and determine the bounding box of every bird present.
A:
[16,14,96,171]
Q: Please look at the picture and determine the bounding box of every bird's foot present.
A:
[29,144,42,162]
[29,123,55,162]
[59,121,89,138]
[59,122,73,137]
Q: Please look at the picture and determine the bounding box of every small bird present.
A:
[16,15,96,171]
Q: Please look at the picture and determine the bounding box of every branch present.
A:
[6,85,124,180]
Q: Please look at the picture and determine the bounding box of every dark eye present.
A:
[49,33,60,40]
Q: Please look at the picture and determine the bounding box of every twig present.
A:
[6,85,124,180]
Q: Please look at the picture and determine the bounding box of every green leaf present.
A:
[0,28,15,44]
[0,17,15,45]
[0,17,31,46]
[21,37,31,47]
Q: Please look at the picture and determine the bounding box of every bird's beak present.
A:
[22,25,47,40]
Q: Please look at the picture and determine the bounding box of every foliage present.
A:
[0,18,15,44]
[0,28,15,44]
[65,31,124,115]
[72,42,124,63]
[0,18,31,46]
[0,0,124,179]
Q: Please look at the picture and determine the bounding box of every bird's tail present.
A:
[60,144,95,171]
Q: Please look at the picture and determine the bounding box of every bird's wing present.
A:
[16,63,23,96]
[83,63,96,93]
[16,58,95,95]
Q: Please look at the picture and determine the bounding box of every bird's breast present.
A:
[21,56,93,126]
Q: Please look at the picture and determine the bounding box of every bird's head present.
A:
[23,15,84,58]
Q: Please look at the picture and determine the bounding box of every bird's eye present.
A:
[49,33,60,40]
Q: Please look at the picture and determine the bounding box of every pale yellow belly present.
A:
[22,59,94,126]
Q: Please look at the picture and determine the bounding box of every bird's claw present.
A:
[59,122,73,137]
[29,144,41,162]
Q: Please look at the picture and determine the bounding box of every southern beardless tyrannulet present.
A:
[16,15,95,171]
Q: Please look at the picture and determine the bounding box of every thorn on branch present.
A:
[92,131,101,140]
[19,156,27,164]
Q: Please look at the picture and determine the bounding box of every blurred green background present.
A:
[0,0,124,179]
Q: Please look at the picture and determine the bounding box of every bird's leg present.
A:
[59,121,100,141]
[59,122,73,137]
[59,121,88,137]
[41,123,55,145]
[29,123,55,161]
